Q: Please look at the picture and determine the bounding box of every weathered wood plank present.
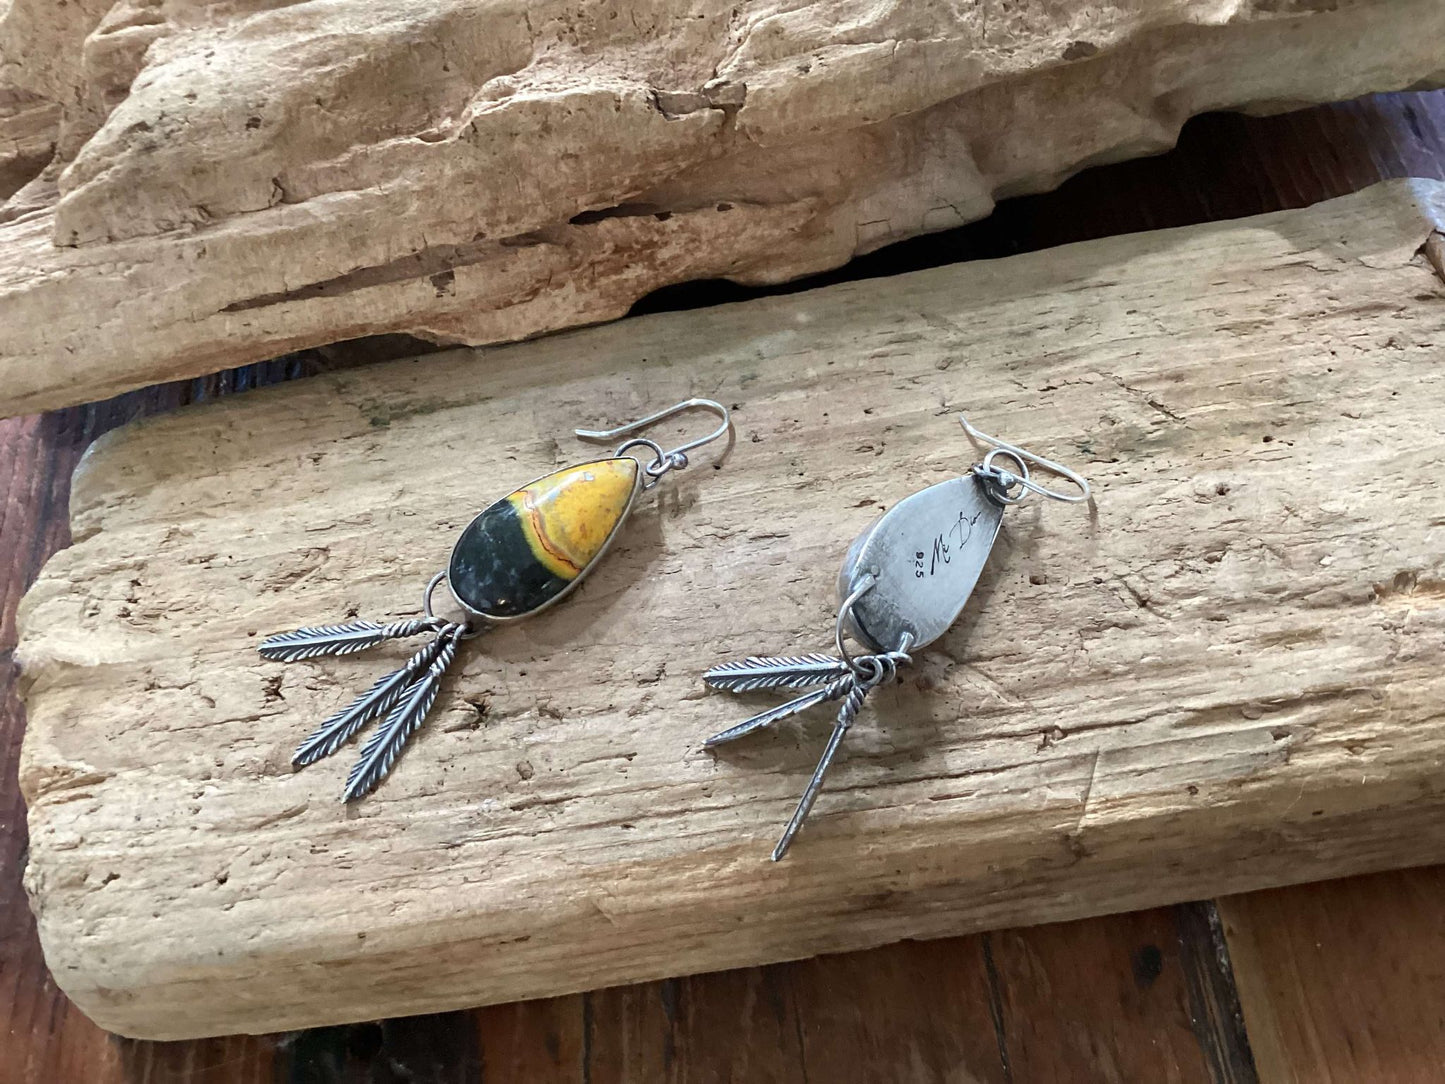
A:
[0,379,313,1080]
[3,0,1444,418]
[17,178,1445,1039]
[10,92,1445,1080]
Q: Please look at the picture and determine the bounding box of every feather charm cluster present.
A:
[260,615,466,800]
[703,647,907,859]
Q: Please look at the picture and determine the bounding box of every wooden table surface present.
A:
[3,90,1443,1083]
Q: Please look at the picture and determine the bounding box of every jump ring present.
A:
[615,437,670,487]
[616,436,668,472]
[978,449,1032,504]
[835,573,878,675]
[422,570,485,639]
[422,571,447,619]
[853,655,884,686]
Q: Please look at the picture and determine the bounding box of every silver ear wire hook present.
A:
[577,398,733,485]
[959,415,1090,505]
[265,396,738,804]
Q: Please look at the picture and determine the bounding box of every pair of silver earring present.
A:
[259,400,1087,859]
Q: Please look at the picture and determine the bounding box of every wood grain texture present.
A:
[16,177,1445,1040]
[0,375,313,1080]
[6,89,1444,1083]
[116,905,1239,1083]
[0,383,1250,1079]
[1219,871,1445,1084]
[2,0,1445,416]
[0,413,119,1084]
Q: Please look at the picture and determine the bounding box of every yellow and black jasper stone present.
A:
[448,457,640,619]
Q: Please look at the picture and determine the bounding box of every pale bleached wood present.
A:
[1,0,1444,415]
[17,178,1445,1039]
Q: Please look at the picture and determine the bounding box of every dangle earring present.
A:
[261,398,733,800]
[704,416,1089,860]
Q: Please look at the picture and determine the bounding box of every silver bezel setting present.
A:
[444,456,644,625]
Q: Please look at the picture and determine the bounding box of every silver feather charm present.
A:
[704,653,852,693]
[342,627,464,801]
[703,634,910,859]
[262,610,471,798]
[259,618,443,662]
[704,674,853,747]
[291,635,450,768]
[258,399,736,801]
[771,676,876,861]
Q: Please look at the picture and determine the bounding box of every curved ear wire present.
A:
[576,398,733,463]
[959,414,1091,504]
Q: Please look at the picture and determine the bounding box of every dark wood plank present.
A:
[5,88,1445,1080]
[985,909,1221,1084]
[1219,871,1445,1084]
[474,995,585,1083]
[59,908,1228,1084]
[470,916,1219,1084]
[1176,903,1256,1084]
[786,940,1002,1083]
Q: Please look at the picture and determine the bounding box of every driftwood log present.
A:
[1,0,1444,415]
[18,178,1445,1039]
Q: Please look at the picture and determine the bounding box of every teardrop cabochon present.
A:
[837,474,1004,653]
[447,457,642,622]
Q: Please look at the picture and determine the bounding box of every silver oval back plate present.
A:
[705,416,1090,860]
[837,476,1003,654]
